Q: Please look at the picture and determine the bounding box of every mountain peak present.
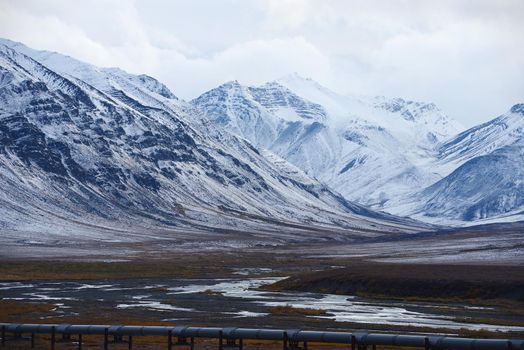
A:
[134,74,178,99]
[0,38,26,50]
[274,72,339,106]
[510,103,524,115]
[257,80,289,91]
[0,39,180,102]
[218,80,243,89]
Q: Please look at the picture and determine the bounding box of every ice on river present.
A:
[1,278,523,333]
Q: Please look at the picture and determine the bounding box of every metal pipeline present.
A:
[1,323,523,349]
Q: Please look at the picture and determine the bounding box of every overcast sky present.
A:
[1,0,523,127]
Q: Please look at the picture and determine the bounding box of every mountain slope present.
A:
[404,105,524,223]
[422,142,524,221]
[0,39,428,245]
[192,74,463,210]
[436,104,524,169]
[193,74,524,225]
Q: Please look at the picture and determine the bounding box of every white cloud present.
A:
[0,0,522,126]
[154,36,332,99]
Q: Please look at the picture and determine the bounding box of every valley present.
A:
[1,223,523,339]
[1,251,523,339]
[0,3,523,349]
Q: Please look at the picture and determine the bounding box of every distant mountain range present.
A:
[192,74,523,224]
[0,38,429,245]
[0,38,522,248]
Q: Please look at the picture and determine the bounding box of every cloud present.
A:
[154,36,332,99]
[0,0,522,126]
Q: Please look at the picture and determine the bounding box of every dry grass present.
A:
[0,299,56,322]
[2,255,524,344]
[267,263,524,304]
[270,304,327,316]
[198,289,223,296]
[0,260,223,281]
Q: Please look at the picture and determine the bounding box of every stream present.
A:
[1,277,522,333]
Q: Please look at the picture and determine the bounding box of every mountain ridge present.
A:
[0,39,428,246]
[193,73,524,224]
[191,75,462,212]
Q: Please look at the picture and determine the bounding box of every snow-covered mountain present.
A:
[2,39,520,231]
[437,104,524,169]
[0,39,427,245]
[193,74,524,225]
[406,104,524,223]
[192,74,463,210]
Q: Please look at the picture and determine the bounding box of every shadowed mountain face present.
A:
[0,39,428,245]
[415,105,524,222]
[421,143,524,220]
